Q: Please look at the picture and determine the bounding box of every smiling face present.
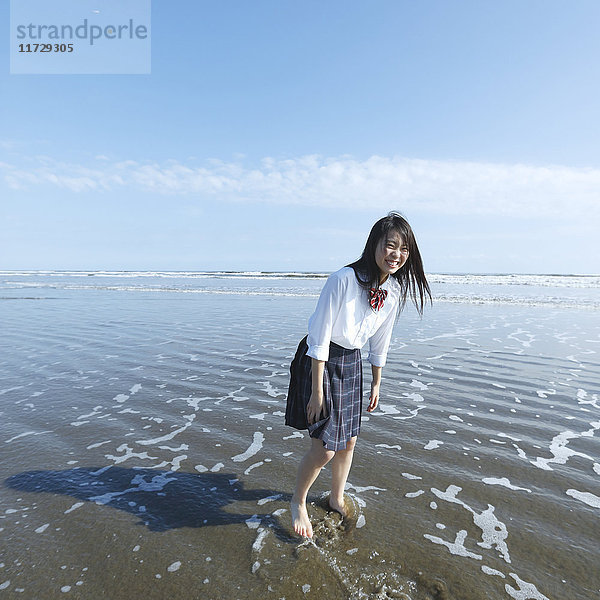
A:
[374,230,409,283]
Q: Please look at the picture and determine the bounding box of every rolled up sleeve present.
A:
[306,272,345,362]
[367,304,398,367]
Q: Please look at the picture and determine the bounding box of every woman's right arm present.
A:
[305,270,347,423]
[306,271,346,362]
[306,358,325,424]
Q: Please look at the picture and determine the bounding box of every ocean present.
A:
[1,271,599,599]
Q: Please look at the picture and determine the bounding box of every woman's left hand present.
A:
[367,384,380,412]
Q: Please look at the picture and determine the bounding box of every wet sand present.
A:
[1,281,599,599]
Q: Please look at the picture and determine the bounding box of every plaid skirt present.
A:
[285,336,363,451]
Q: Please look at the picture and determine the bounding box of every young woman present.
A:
[285,212,431,538]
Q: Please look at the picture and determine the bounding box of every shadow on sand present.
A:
[5,466,291,533]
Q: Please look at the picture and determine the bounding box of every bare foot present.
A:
[290,498,313,538]
[328,495,348,518]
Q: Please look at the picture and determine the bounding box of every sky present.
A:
[1,0,600,274]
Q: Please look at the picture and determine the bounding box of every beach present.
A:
[1,271,599,600]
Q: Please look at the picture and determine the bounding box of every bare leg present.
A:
[329,436,357,515]
[291,437,334,538]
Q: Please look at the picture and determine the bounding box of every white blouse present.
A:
[306,267,400,367]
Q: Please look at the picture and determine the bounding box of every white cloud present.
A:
[1,154,599,217]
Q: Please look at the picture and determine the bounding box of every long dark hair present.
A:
[346,212,432,315]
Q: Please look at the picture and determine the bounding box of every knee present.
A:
[308,442,335,468]
[319,449,335,467]
[313,448,334,468]
[344,437,357,452]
